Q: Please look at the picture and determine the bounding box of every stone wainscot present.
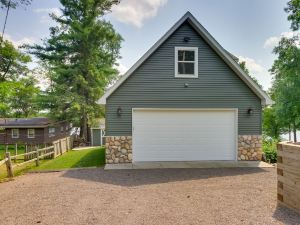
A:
[105,136,132,164]
[238,135,262,160]
[105,135,263,163]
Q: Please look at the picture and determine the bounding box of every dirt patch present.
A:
[0,168,299,225]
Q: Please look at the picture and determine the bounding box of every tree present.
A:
[0,0,31,8]
[0,38,31,81]
[0,76,40,117]
[238,60,263,88]
[270,37,300,142]
[28,0,122,141]
[1,0,32,40]
[10,77,40,117]
[263,107,286,140]
[285,0,300,31]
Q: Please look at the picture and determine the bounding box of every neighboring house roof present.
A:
[99,12,272,105]
[0,118,53,128]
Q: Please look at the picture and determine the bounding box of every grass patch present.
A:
[0,160,46,182]
[0,144,26,160]
[33,147,105,170]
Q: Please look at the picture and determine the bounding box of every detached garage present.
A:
[100,12,272,165]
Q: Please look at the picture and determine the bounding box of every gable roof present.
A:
[99,12,272,105]
[0,118,56,128]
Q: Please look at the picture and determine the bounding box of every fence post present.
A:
[59,139,63,155]
[24,144,28,161]
[66,137,69,151]
[5,152,13,178]
[53,141,56,158]
[35,146,39,166]
[14,143,17,163]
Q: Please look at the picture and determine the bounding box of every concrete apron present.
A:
[104,161,274,170]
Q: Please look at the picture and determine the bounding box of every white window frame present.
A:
[49,127,55,137]
[175,47,198,78]
[27,128,35,138]
[11,129,19,138]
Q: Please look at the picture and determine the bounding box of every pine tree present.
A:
[28,0,122,141]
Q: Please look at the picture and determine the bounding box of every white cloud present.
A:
[111,0,167,28]
[4,34,35,47]
[238,56,264,74]
[238,55,272,90]
[34,7,62,24]
[263,31,299,48]
[115,62,129,75]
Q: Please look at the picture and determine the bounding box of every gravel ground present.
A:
[0,167,299,225]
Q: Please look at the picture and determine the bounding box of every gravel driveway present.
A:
[0,167,299,225]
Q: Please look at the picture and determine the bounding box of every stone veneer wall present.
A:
[105,136,132,164]
[105,135,262,163]
[238,135,262,160]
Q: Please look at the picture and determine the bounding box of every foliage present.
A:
[238,60,263,88]
[270,37,300,142]
[0,0,31,8]
[27,0,123,141]
[263,107,286,139]
[285,0,300,31]
[0,76,40,117]
[262,137,278,163]
[0,38,31,81]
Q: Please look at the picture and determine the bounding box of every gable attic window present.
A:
[175,47,198,78]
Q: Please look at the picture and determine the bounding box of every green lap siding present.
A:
[106,21,262,136]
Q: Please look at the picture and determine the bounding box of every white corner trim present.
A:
[174,46,198,78]
[98,12,272,106]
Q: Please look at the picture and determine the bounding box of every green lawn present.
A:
[0,144,25,160]
[33,147,105,170]
[0,147,105,181]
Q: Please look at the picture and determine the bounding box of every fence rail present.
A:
[0,158,7,167]
[1,136,72,178]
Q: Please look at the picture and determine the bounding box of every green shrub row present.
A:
[262,137,278,163]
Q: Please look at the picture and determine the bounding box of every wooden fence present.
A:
[277,142,300,214]
[0,136,73,178]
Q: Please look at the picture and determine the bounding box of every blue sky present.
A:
[0,0,293,90]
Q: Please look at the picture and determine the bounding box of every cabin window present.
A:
[28,129,35,138]
[175,47,198,78]
[11,129,19,138]
[61,126,64,133]
[49,127,55,137]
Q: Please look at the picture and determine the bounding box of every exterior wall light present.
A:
[184,83,189,88]
[183,37,191,42]
[117,106,122,116]
[247,108,254,115]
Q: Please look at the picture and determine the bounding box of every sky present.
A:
[0,0,294,90]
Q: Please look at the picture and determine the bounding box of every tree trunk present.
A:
[80,112,88,142]
[293,121,297,143]
[288,124,291,141]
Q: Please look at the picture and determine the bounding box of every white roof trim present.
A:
[99,12,272,105]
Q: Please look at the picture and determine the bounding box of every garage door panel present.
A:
[133,109,236,162]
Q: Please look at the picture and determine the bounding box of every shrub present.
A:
[262,137,278,163]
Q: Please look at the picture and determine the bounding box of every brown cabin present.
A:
[0,118,71,145]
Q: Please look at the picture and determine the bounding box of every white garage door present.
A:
[132,109,237,162]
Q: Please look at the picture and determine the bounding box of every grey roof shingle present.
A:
[0,118,51,127]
